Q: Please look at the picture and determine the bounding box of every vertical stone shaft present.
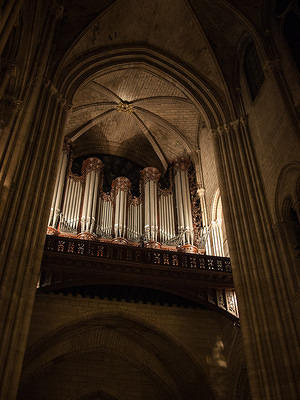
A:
[0,0,24,55]
[0,3,65,398]
[212,120,300,400]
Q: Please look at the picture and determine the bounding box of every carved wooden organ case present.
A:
[48,150,202,252]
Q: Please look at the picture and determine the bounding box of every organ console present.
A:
[47,150,203,253]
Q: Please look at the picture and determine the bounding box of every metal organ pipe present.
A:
[103,200,107,234]
[69,181,76,229]
[141,167,161,243]
[159,195,163,242]
[81,172,89,232]
[61,177,71,230]
[68,179,76,226]
[173,158,194,245]
[166,194,170,240]
[80,158,103,234]
[159,191,174,243]
[86,171,94,232]
[91,172,99,233]
[112,177,131,238]
[162,194,166,241]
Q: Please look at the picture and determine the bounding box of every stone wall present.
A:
[18,293,249,400]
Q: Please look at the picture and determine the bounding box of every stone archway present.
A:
[18,313,215,400]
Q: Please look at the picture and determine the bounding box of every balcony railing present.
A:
[44,235,232,273]
[41,235,238,319]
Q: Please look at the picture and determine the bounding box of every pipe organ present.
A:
[48,154,202,252]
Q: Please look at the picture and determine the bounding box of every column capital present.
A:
[140,167,161,183]
[215,115,248,137]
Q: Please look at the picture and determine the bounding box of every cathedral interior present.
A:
[0,0,299,399]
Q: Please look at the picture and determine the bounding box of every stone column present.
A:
[112,177,131,239]
[0,0,25,56]
[211,118,300,400]
[80,158,103,234]
[0,3,66,399]
[140,167,161,245]
[48,143,69,228]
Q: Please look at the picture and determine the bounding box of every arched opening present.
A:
[18,314,216,400]
[47,47,229,254]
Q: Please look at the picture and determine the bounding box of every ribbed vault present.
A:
[66,66,203,170]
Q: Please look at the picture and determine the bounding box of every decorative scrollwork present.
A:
[112,176,132,192]
[140,167,161,184]
[81,157,103,174]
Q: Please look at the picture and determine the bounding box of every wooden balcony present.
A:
[39,235,239,319]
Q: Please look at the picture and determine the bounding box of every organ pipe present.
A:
[159,190,175,243]
[173,158,194,245]
[80,158,103,234]
[60,175,82,233]
[141,167,161,243]
[112,177,131,238]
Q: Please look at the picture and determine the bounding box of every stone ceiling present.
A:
[59,0,267,171]
[66,67,202,171]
